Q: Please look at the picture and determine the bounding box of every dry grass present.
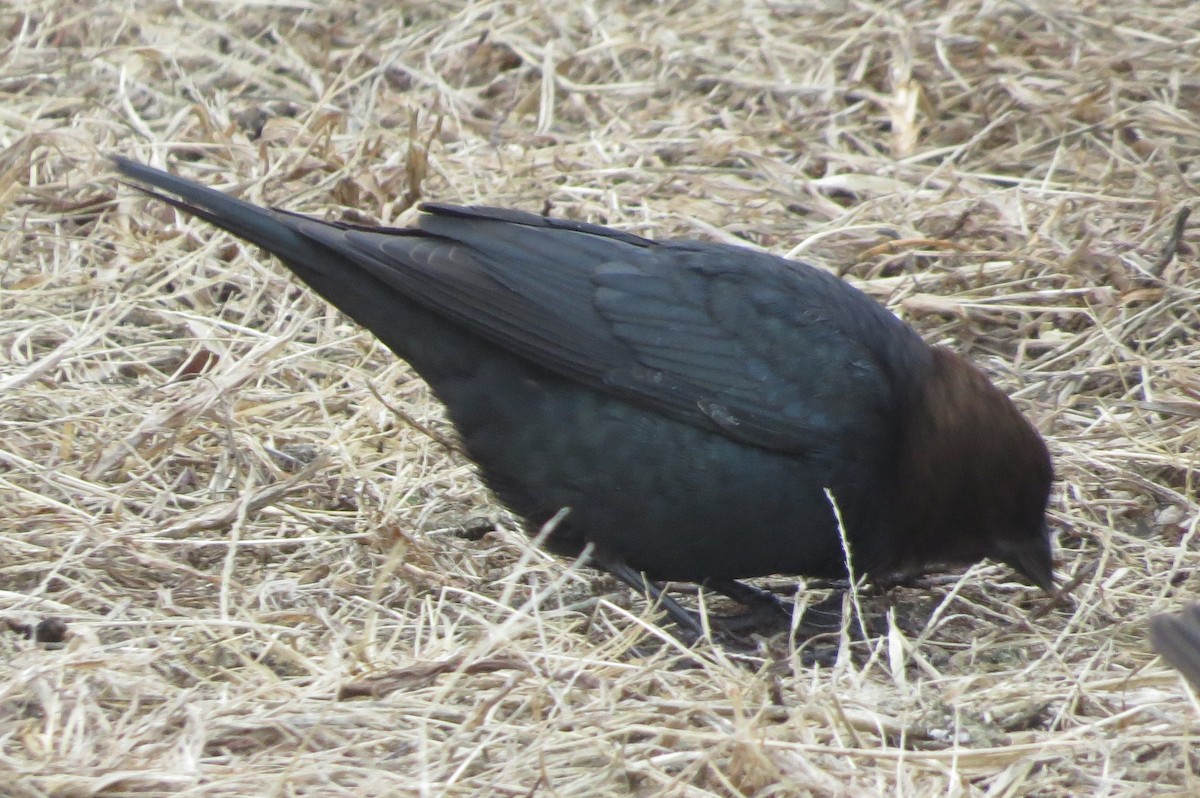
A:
[3,0,1200,795]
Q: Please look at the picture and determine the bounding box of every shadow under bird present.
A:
[115,156,1055,635]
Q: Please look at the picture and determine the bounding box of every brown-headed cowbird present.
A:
[114,157,1054,634]
[1150,603,1200,691]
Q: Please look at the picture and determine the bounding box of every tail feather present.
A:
[113,157,316,266]
[113,156,499,385]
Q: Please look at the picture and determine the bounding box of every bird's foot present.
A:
[591,550,847,641]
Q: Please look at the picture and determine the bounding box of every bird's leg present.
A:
[706,580,847,634]
[590,550,706,637]
[701,579,792,631]
[591,552,844,638]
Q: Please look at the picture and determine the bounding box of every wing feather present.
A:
[286,206,925,455]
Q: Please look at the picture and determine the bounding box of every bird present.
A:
[114,156,1055,636]
[1150,603,1200,691]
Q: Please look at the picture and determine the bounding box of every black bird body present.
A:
[116,158,1054,623]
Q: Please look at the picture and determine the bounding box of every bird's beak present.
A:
[988,525,1056,588]
[993,535,1056,592]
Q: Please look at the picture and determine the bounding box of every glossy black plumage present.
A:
[115,157,1055,631]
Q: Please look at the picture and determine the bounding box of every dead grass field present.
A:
[3,0,1200,795]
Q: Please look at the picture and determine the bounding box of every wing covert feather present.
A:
[288,207,924,455]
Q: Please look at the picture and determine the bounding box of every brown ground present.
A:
[3,1,1200,795]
